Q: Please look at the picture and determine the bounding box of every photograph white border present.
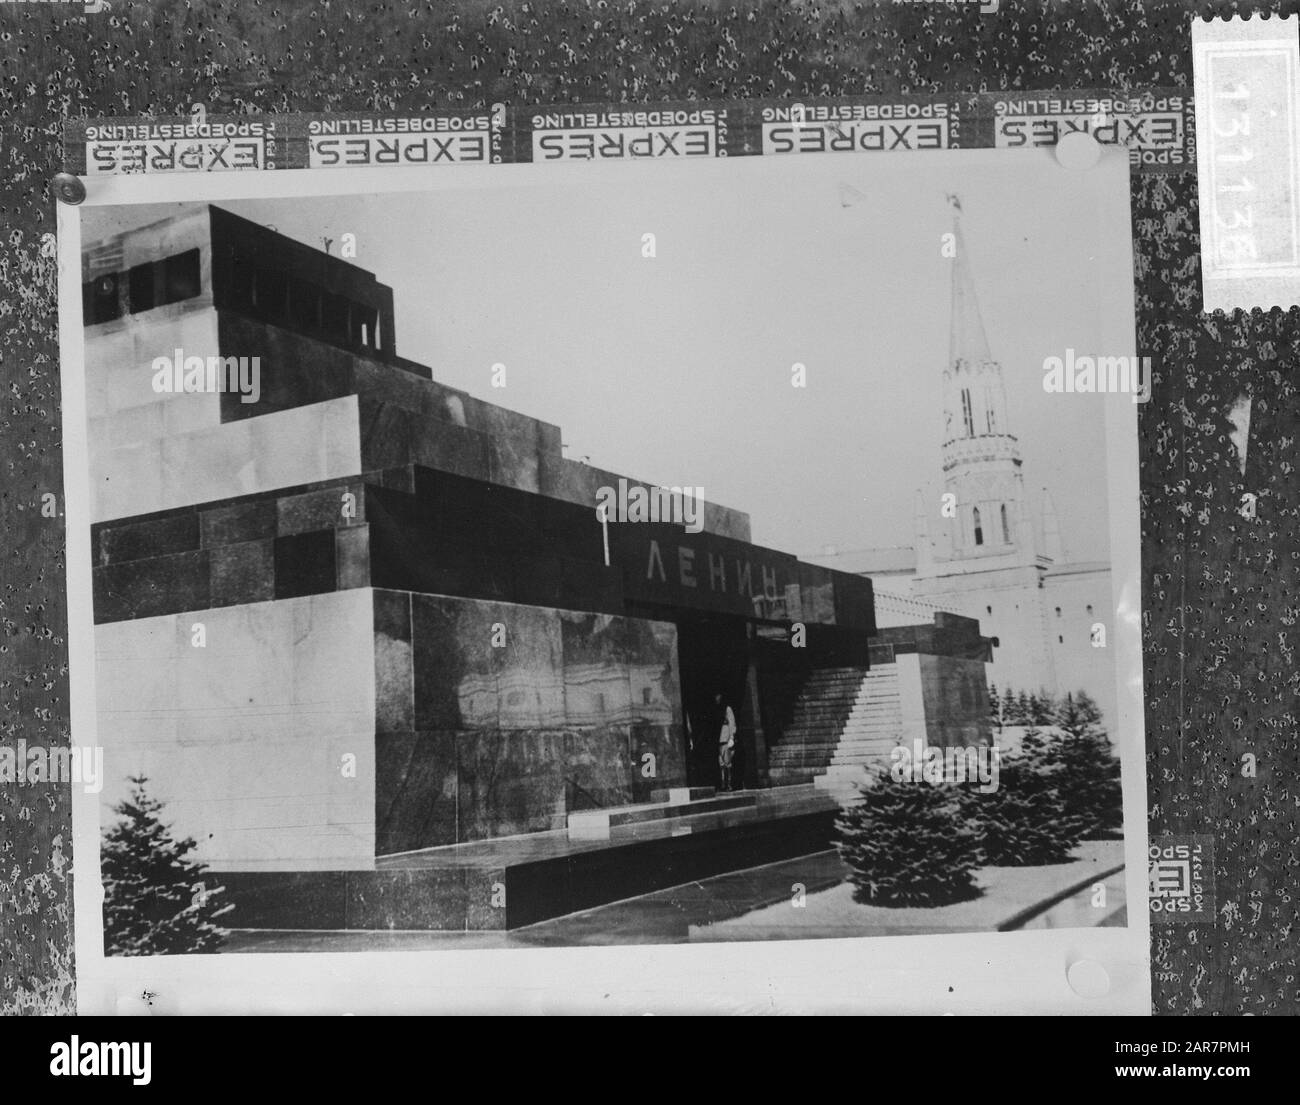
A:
[61,148,1151,1015]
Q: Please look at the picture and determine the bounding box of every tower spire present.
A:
[948,195,991,370]
[928,195,1033,571]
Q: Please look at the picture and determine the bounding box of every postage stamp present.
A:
[1192,15,1300,313]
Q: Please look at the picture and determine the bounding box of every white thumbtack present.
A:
[1055,130,1102,171]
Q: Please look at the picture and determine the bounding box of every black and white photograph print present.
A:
[69,148,1146,960]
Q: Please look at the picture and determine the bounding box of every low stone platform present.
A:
[567,787,757,838]
[219,784,842,932]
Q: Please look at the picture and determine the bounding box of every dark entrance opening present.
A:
[675,614,749,789]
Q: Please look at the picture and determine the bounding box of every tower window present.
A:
[1055,607,1061,617]
[1000,503,1011,544]
[961,389,974,437]
[1086,604,1094,615]
[972,506,983,546]
[1058,635,1064,644]
[985,389,997,433]
[986,605,992,615]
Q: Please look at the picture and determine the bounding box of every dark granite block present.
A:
[209,539,275,608]
[218,871,348,930]
[364,482,422,531]
[278,483,366,536]
[626,617,681,726]
[412,594,501,730]
[560,610,634,727]
[563,725,634,811]
[559,557,624,614]
[95,511,200,566]
[406,417,492,484]
[217,311,356,422]
[374,594,413,732]
[365,496,426,596]
[354,357,460,420]
[539,499,605,564]
[496,604,565,728]
[357,397,415,470]
[461,550,517,603]
[551,459,602,511]
[463,866,511,932]
[481,406,541,493]
[360,397,494,483]
[702,500,753,544]
[832,570,876,633]
[535,420,565,498]
[93,551,211,623]
[200,498,277,549]
[412,467,543,556]
[335,524,370,590]
[512,555,564,609]
[797,562,837,626]
[344,867,473,931]
[374,730,459,854]
[456,729,567,843]
[374,464,415,493]
[630,722,689,802]
[378,538,506,602]
[373,587,411,641]
[273,530,337,600]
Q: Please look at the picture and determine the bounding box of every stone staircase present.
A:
[767,665,904,799]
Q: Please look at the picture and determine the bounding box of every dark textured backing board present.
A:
[2,0,1296,1016]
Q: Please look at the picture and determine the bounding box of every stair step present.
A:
[649,786,716,804]
[568,792,756,836]
[771,666,904,788]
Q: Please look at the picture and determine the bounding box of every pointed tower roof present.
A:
[947,196,992,369]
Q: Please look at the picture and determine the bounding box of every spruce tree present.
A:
[1001,687,1018,724]
[1030,690,1056,726]
[1015,690,1031,724]
[834,772,983,906]
[960,733,1088,866]
[1049,691,1123,838]
[988,683,1002,731]
[102,775,234,956]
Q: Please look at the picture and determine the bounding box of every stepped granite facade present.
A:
[84,205,992,884]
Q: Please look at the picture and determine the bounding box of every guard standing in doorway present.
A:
[716,692,737,791]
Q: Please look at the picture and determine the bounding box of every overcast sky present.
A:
[86,151,1133,563]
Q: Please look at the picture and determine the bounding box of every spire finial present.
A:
[948,196,990,368]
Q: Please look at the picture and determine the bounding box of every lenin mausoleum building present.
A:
[82,207,994,931]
